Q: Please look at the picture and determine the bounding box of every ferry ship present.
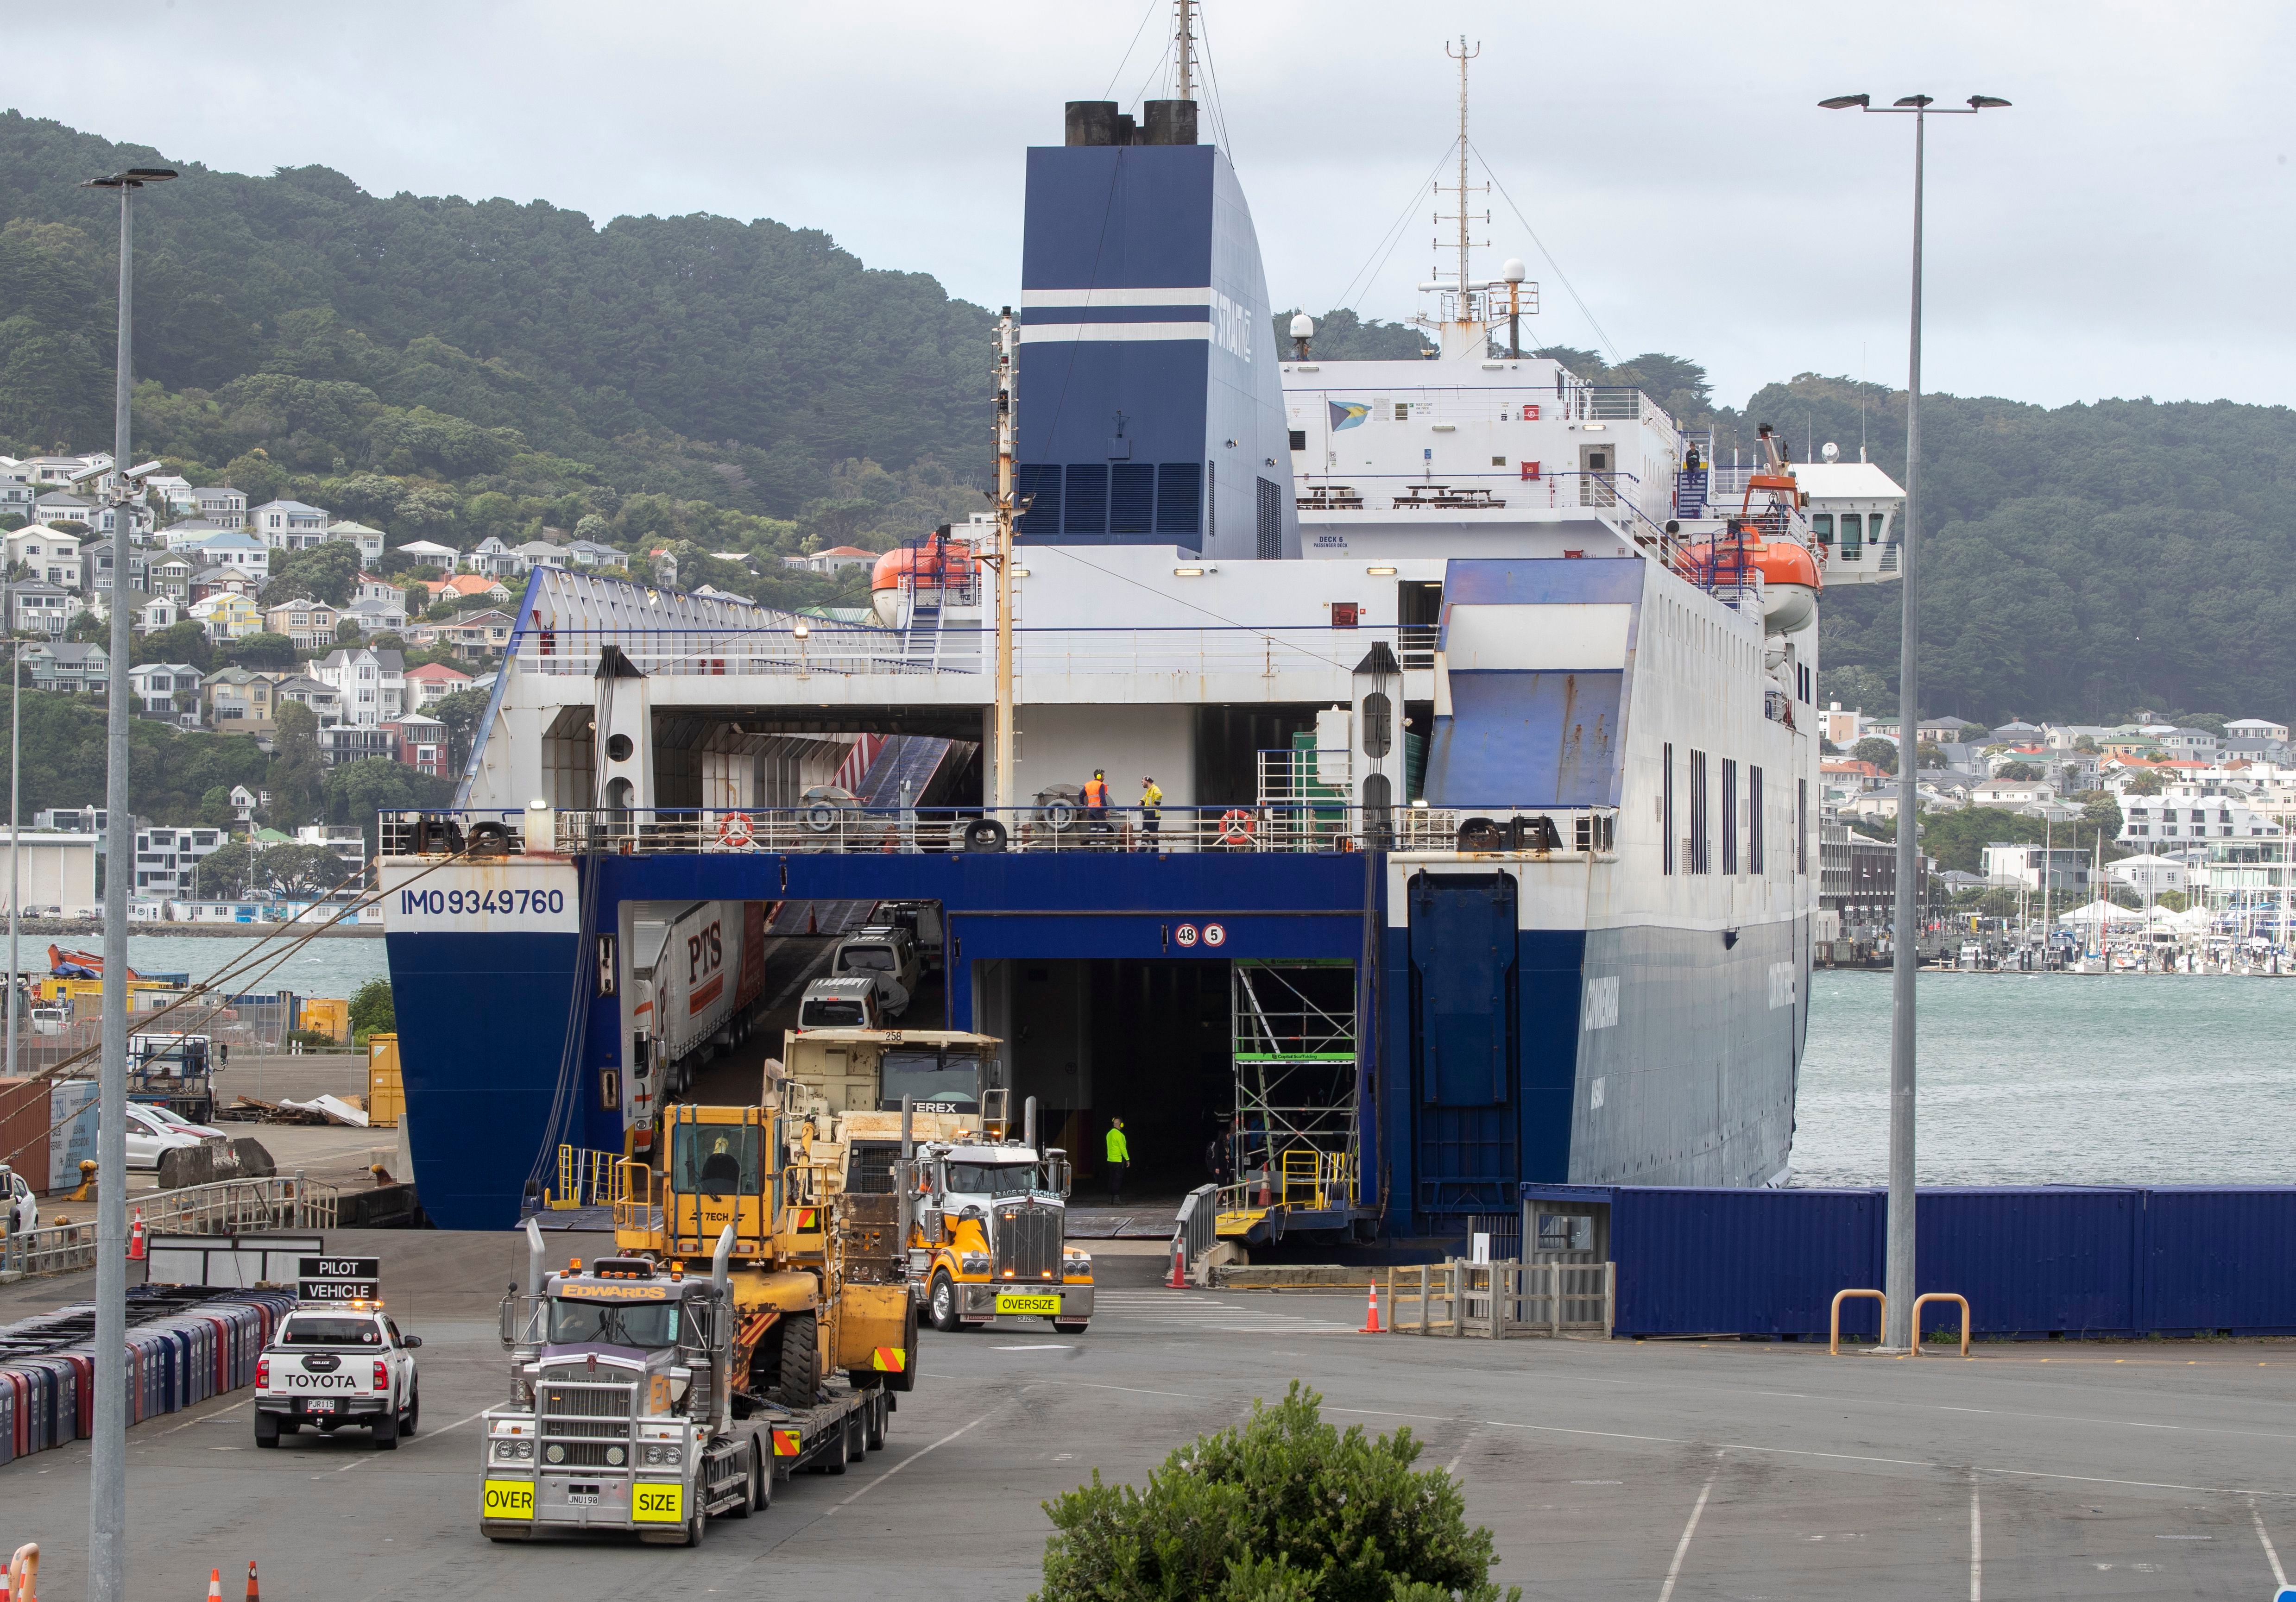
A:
[377,38,1905,1240]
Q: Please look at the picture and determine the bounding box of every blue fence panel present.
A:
[1918,1188,2141,1338]
[1613,1186,1880,1338]
[2140,1187,2296,1335]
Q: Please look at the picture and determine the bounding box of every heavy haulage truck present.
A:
[779,1025,1095,1334]
[480,1098,908,1546]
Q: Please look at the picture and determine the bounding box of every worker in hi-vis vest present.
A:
[1081,769,1110,829]
[1104,1118,1129,1204]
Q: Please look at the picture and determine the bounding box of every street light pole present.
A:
[79,161,174,1602]
[1818,93,2006,1352]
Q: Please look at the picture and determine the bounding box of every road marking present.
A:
[403,1409,488,1446]
[1656,1458,1719,1602]
[1969,1476,1982,1602]
[1322,1405,2296,1501]
[827,1412,990,1512]
[1443,1424,1480,1479]
[2252,1495,2289,1589]
[159,1399,249,1435]
[1052,1380,1202,1401]
[996,1344,1072,1351]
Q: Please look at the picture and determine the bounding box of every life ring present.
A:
[1218,809,1257,847]
[717,811,755,848]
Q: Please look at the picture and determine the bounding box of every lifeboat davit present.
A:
[870,538,982,627]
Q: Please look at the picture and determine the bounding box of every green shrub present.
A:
[1034,1382,1520,1602]
[348,977,394,1039]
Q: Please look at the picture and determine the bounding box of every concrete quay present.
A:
[0,1234,2290,1599]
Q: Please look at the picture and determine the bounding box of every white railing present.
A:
[513,625,1412,683]
[381,805,1621,861]
[0,1174,338,1279]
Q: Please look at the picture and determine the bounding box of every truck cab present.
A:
[828,925,919,1018]
[912,1137,1093,1335]
[254,1301,421,1449]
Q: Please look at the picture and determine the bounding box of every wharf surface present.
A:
[4,1231,2295,1598]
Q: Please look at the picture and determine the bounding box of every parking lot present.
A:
[3,1231,2295,1599]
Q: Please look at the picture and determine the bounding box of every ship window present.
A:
[1491,456,1506,467]
[1749,765,1765,875]
[1839,513,1862,547]
[1812,513,1833,544]
[1662,743,1675,877]
[1289,430,1307,452]
[1688,749,1709,874]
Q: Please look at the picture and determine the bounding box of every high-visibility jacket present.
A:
[1105,1126,1129,1163]
[1082,778,1110,808]
[1139,783,1163,809]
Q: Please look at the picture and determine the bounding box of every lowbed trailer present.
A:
[482,1225,897,1546]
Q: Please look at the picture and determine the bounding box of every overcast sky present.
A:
[13,1,2289,413]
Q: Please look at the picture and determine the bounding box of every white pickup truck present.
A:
[253,1304,423,1450]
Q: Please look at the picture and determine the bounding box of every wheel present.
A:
[886,1301,918,1392]
[774,1309,818,1408]
[253,1416,279,1449]
[1053,1320,1090,1336]
[864,1394,886,1452]
[928,1271,960,1333]
[684,1507,706,1548]
[846,1407,866,1462]
[818,1418,848,1476]
[401,1382,419,1437]
[728,1444,758,1519]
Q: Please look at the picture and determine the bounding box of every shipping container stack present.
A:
[0,1286,296,1465]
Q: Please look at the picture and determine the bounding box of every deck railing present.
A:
[381,805,1621,861]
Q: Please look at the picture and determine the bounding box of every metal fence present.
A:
[0,1174,338,1279]
[1386,1259,1615,1338]
[1172,1184,1218,1276]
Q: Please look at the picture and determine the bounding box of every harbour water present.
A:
[116,932,389,1002]
[1793,969,2295,1188]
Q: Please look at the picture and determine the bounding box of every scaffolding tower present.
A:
[1225,960,1360,1227]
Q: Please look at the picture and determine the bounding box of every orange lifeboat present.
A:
[1752,538,1820,633]
[870,536,981,626]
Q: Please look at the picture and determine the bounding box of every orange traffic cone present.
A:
[1167,1238,1187,1289]
[244,1561,259,1602]
[1358,1280,1383,1334]
[206,1568,221,1602]
[128,1210,145,1262]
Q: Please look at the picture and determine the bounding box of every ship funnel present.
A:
[1142,100,1198,145]
[1066,101,1119,146]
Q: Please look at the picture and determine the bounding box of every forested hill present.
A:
[5,106,2292,725]
[0,111,993,585]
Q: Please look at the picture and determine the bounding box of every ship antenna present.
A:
[1449,37,1477,308]
[1174,0,1195,102]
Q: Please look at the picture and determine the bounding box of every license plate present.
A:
[483,1480,535,1521]
[632,1482,684,1523]
[996,1293,1061,1316]
[306,1400,336,1415]
[566,1485,600,1506]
